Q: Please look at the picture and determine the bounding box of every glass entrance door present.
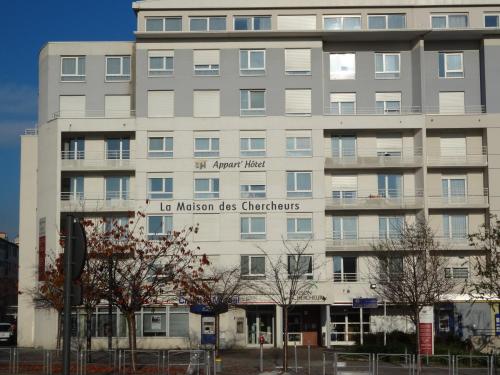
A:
[247,310,274,345]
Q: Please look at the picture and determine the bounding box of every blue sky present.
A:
[0,1,136,239]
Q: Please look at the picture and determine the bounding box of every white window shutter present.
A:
[375,92,401,102]
[148,91,174,117]
[330,93,356,102]
[285,49,311,72]
[286,89,312,115]
[277,15,316,30]
[193,50,220,65]
[105,95,131,118]
[148,50,174,58]
[59,96,86,117]
[439,92,465,114]
[240,172,266,186]
[440,136,466,156]
[332,175,358,190]
[286,130,312,138]
[193,90,220,117]
[377,134,403,151]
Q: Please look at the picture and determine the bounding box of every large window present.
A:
[287,217,312,240]
[378,174,402,198]
[62,138,85,160]
[443,214,467,239]
[375,53,400,79]
[333,256,357,282]
[194,137,219,157]
[332,175,357,201]
[330,93,356,115]
[105,176,130,200]
[61,176,84,201]
[240,134,266,157]
[445,267,469,279]
[240,90,266,116]
[286,131,312,157]
[148,216,173,240]
[241,217,266,240]
[375,92,401,114]
[193,50,220,76]
[190,17,226,31]
[287,171,312,198]
[148,176,173,199]
[330,53,355,80]
[379,216,404,239]
[287,255,313,279]
[105,56,131,81]
[438,52,463,78]
[323,15,361,30]
[240,50,266,76]
[241,255,266,276]
[148,51,174,77]
[368,14,406,29]
[485,14,500,28]
[332,136,356,158]
[332,216,358,240]
[240,172,266,198]
[148,136,173,158]
[194,177,219,199]
[442,176,466,200]
[431,14,468,29]
[145,17,182,32]
[234,16,271,31]
[61,56,85,82]
[106,138,130,160]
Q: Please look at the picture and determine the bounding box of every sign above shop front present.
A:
[352,298,378,309]
[160,200,301,213]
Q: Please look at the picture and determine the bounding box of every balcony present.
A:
[326,237,378,251]
[60,192,135,212]
[323,105,485,116]
[435,236,474,250]
[428,190,489,209]
[52,110,136,120]
[61,151,135,171]
[427,147,487,168]
[325,149,422,169]
[325,190,424,211]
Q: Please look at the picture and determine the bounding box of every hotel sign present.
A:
[195,159,266,170]
[160,200,301,213]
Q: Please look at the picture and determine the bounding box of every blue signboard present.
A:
[352,298,378,309]
[495,314,500,336]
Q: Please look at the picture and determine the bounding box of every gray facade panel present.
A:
[483,44,500,114]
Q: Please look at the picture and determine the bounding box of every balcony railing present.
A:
[435,236,473,250]
[61,151,134,170]
[427,147,487,167]
[323,105,486,116]
[326,236,379,251]
[326,148,423,169]
[333,273,360,283]
[428,190,489,209]
[52,110,136,119]
[60,192,135,212]
[326,190,424,210]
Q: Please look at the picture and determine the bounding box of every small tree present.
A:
[248,241,319,372]
[84,212,209,358]
[467,215,500,314]
[371,220,456,357]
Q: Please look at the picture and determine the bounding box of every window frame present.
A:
[329,53,356,80]
[105,56,131,82]
[444,267,469,279]
[285,49,312,76]
[148,54,174,77]
[240,89,266,116]
[240,137,266,157]
[233,16,272,31]
[286,136,312,157]
[431,13,469,29]
[240,255,266,276]
[333,256,358,282]
[443,214,468,239]
[240,182,266,198]
[375,53,401,79]
[189,16,227,32]
[439,52,464,79]
[286,171,313,198]
[287,217,313,240]
[147,215,173,241]
[194,137,220,158]
[239,49,266,76]
[441,175,467,199]
[378,215,404,239]
[105,176,130,201]
[240,216,266,240]
[106,138,130,160]
[60,56,86,82]
[330,94,357,115]
[194,177,220,199]
[193,50,221,76]
[148,137,173,158]
[287,255,313,279]
[145,17,182,32]
[148,176,173,200]
[484,14,500,28]
[323,15,362,30]
[367,14,407,29]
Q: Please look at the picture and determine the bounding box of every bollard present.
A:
[294,342,298,373]
[308,345,311,375]
[215,357,222,373]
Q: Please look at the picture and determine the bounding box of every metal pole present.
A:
[63,215,73,375]
[360,307,364,346]
[294,342,298,372]
[107,257,113,350]
[383,301,387,346]
[260,343,263,372]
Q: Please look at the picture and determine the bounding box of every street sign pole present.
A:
[62,215,73,375]
[360,307,364,345]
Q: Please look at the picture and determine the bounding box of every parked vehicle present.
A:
[0,323,15,345]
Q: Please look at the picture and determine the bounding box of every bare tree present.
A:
[247,241,319,372]
[467,215,500,314]
[370,220,456,357]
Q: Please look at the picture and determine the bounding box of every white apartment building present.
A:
[17,0,500,349]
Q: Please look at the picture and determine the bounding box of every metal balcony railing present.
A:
[427,147,487,166]
[61,151,134,170]
[428,189,489,208]
[52,110,136,119]
[326,148,423,168]
[323,105,486,116]
[326,189,424,210]
[60,192,135,212]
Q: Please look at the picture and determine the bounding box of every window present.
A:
[59,95,86,117]
[443,214,467,239]
[148,136,173,158]
[332,175,357,201]
[234,16,271,31]
[431,14,468,29]
[61,177,84,200]
[104,217,129,233]
[485,14,500,28]
[287,171,312,197]
[440,136,466,158]
[241,217,266,239]
[285,49,311,75]
[333,256,357,282]
[286,131,312,157]
[332,136,356,158]
[381,257,404,280]
[240,172,266,198]
[240,133,266,157]
[330,53,355,80]
[368,14,406,29]
[375,92,401,114]
[377,134,402,156]
[61,56,86,81]
[240,50,265,75]
[285,89,312,115]
[439,52,463,78]
[193,50,220,76]
[375,53,400,79]
[277,15,316,30]
[445,267,469,279]
[194,177,219,199]
[148,177,173,199]
[330,93,356,115]
[190,17,226,31]
[193,90,220,117]
[323,15,361,30]
[105,176,129,200]
[148,216,173,240]
[105,95,131,118]
[105,56,131,81]
[378,174,402,198]
[379,216,404,239]
[148,91,174,117]
[145,17,182,32]
[439,92,465,114]
[148,51,174,76]
[194,136,219,158]
[240,90,266,116]
[287,255,313,279]
[106,138,130,160]
[241,255,265,276]
[442,176,466,201]
[287,217,312,239]
[62,138,85,160]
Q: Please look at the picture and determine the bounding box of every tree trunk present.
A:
[56,312,62,350]
[86,311,92,351]
[415,315,421,375]
[283,307,288,372]
[215,314,220,357]
[126,313,137,371]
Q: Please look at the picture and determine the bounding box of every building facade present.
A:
[18,0,500,349]
[0,234,19,321]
